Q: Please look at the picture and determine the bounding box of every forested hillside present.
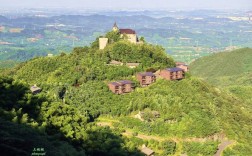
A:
[1,36,252,155]
[0,77,143,156]
[6,39,174,85]
[190,48,252,102]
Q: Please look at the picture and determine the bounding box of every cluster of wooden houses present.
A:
[108,62,189,94]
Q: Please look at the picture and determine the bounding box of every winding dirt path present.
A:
[97,119,236,155]
[122,130,167,141]
[97,121,226,143]
[214,140,235,156]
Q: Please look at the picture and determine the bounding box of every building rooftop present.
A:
[109,82,121,86]
[176,62,188,67]
[118,80,133,85]
[109,80,133,86]
[176,62,186,65]
[119,29,136,34]
[113,22,118,28]
[30,85,41,92]
[109,60,123,65]
[141,147,154,156]
[137,72,155,77]
[166,67,184,72]
[126,63,140,66]
[177,64,188,67]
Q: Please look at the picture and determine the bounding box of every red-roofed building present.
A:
[108,80,134,94]
[99,23,141,49]
[119,29,136,34]
[113,22,138,43]
[176,62,189,72]
[160,67,185,80]
[136,72,156,87]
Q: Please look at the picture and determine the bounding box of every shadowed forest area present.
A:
[0,77,143,156]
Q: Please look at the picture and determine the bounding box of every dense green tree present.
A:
[105,30,121,43]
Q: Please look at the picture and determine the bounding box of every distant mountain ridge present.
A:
[1,11,252,68]
[0,15,8,22]
[0,14,232,30]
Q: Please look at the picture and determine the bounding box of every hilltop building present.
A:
[160,67,185,80]
[99,23,141,49]
[112,22,138,44]
[176,62,189,72]
[99,38,109,50]
[136,72,156,87]
[108,80,134,94]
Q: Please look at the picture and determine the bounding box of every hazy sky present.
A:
[0,0,251,10]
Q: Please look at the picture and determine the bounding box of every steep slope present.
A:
[190,48,252,102]
[190,48,252,81]
[11,42,174,85]
[0,40,174,156]
[0,77,143,156]
[1,40,252,155]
